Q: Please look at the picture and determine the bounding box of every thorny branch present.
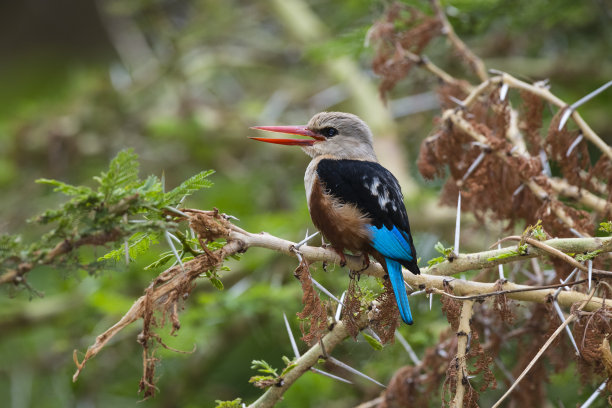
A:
[450,300,475,408]
[70,211,612,403]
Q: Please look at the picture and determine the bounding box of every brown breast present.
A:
[308,176,372,254]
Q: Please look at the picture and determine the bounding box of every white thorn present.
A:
[454,191,461,257]
[566,134,584,157]
[403,280,414,291]
[579,380,608,408]
[410,289,426,296]
[283,312,300,358]
[335,291,346,321]
[552,300,580,355]
[311,277,342,303]
[558,80,612,131]
[448,95,466,108]
[499,82,509,101]
[512,184,525,197]
[164,205,189,218]
[462,151,486,182]
[295,230,320,249]
[569,228,585,238]
[539,149,551,177]
[588,260,593,292]
[498,242,505,280]
[571,80,612,111]
[327,356,386,388]
[165,231,185,272]
[558,108,573,131]
[395,330,421,366]
[429,293,433,311]
[310,368,353,384]
[553,268,578,298]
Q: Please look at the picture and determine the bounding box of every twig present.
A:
[451,300,474,408]
[430,0,488,82]
[432,278,588,301]
[548,178,611,215]
[490,312,578,408]
[500,74,612,161]
[248,317,369,408]
[402,50,472,93]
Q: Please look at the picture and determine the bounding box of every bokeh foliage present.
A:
[0,1,610,407]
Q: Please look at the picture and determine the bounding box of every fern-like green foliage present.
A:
[1,149,214,285]
[214,398,243,408]
[163,170,214,206]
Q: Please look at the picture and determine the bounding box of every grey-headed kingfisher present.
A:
[251,112,420,324]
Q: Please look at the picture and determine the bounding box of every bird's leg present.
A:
[353,253,370,273]
[348,253,370,280]
[322,242,347,267]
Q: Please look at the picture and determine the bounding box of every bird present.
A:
[250,112,420,324]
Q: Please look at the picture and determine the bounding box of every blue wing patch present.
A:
[367,225,413,262]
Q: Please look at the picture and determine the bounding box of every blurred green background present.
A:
[1,0,611,407]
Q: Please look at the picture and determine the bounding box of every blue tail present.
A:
[386,258,413,325]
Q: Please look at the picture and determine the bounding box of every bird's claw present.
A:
[324,244,347,267]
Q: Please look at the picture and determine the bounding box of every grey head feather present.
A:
[301,112,378,162]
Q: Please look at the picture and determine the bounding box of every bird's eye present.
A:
[322,127,338,138]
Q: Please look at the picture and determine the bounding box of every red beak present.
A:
[249,126,324,146]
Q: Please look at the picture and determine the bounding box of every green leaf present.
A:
[434,241,454,256]
[144,253,175,270]
[362,332,383,350]
[251,359,278,376]
[280,356,297,376]
[214,398,243,408]
[599,221,612,234]
[98,232,160,262]
[210,277,224,291]
[36,179,93,197]
[164,170,214,205]
[575,249,602,262]
[95,149,140,198]
[427,256,446,267]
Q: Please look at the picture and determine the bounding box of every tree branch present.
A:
[450,300,474,408]
[248,316,369,408]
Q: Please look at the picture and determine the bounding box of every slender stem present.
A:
[451,300,474,408]
[490,311,579,408]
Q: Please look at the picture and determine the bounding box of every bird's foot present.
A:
[348,268,362,281]
[323,244,347,267]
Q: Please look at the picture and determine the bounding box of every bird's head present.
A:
[251,112,377,161]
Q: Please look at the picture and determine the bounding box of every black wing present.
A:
[316,158,418,271]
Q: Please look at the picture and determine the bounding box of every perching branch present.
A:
[70,211,611,402]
